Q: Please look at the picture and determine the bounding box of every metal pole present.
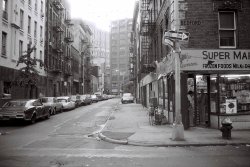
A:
[171,0,184,141]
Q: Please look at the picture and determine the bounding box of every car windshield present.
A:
[57,99,67,102]
[40,98,49,103]
[123,93,132,97]
[2,101,27,107]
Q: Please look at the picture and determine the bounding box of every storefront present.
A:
[181,49,250,129]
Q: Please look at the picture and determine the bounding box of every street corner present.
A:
[98,131,135,145]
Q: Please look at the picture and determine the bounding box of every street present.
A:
[0,99,250,167]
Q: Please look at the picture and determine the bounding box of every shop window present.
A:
[219,74,250,114]
[218,11,236,48]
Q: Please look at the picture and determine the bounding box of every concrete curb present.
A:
[128,140,250,147]
[98,132,250,147]
[98,132,128,145]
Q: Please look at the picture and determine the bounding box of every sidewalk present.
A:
[98,102,250,147]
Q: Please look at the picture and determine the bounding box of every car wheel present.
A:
[46,112,50,119]
[30,114,36,124]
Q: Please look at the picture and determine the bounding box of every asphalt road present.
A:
[0,98,250,167]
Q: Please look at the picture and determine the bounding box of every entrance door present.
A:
[196,75,209,127]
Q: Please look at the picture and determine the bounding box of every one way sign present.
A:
[164,30,190,41]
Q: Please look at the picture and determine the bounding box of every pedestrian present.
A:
[187,90,194,126]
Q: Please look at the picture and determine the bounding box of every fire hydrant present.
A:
[220,117,233,139]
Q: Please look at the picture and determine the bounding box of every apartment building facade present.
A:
[44,0,74,97]
[87,23,110,94]
[110,19,133,95]
[132,0,250,130]
[0,0,46,102]
[70,19,93,94]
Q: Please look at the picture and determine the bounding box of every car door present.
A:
[33,100,44,118]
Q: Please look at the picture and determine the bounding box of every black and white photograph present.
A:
[0,0,250,166]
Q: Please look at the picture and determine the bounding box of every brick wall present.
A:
[153,0,250,55]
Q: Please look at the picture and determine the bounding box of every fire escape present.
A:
[63,5,74,78]
[83,44,92,94]
[48,0,65,74]
[140,0,156,75]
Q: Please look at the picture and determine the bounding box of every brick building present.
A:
[132,0,250,129]
[44,0,74,97]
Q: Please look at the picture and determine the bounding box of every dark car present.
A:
[0,99,50,124]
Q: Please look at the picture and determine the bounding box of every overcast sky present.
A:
[69,0,136,31]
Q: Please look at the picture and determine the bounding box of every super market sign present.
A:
[180,50,250,71]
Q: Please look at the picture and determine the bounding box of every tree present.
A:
[16,42,44,98]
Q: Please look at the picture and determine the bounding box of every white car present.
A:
[40,97,63,115]
[121,93,134,104]
[57,96,75,111]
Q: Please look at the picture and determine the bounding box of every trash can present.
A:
[220,117,233,139]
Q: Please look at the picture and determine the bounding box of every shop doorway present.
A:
[196,75,209,127]
[187,74,210,127]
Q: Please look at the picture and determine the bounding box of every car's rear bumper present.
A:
[0,113,29,121]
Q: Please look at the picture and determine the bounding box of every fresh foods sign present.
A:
[180,50,250,71]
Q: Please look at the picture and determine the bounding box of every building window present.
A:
[41,1,44,14]
[28,16,31,34]
[35,0,38,11]
[20,9,24,29]
[19,40,23,57]
[40,50,43,67]
[3,81,11,99]
[1,32,7,57]
[2,0,8,20]
[218,11,236,48]
[34,48,37,58]
[40,25,43,39]
[34,21,37,38]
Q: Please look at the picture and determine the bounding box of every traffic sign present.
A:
[164,30,190,41]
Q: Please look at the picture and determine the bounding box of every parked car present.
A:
[121,93,134,104]
[102,94,109,100]
[91,94,99,103]
[57,96,75,111]
[71,95,82,107]
[40,97,63,115]
[80,94,92,105]
[0,99,50,124]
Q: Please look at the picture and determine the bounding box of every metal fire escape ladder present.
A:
[140,0,155,74]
